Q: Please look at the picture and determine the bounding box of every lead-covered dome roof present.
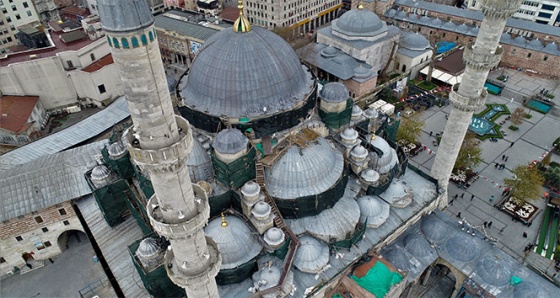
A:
[265,138,344,199]
[294,235,329,273]
[181,27,313,118]
[320,82,348,103]
[357,195,390,227]
[212,128,248,154]
[475,255,512,286]
[400,32,430,51]
[187,138,214,182]
[332,8,385,37]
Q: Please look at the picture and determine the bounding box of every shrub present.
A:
[550,161,560,168]
[508,125,519,131]
[524,114,532,119]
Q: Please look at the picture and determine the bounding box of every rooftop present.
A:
[154,11,221,42]
[435,49,465,75]
[0,95,40,133]
[82,54,114,72]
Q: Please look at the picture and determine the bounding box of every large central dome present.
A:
[181,26,314,119]
[332,8,385,38]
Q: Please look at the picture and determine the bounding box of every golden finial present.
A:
[221,212,228,227]
[358,0,364,10]
[233,0,252,33]
[371,134,376,140]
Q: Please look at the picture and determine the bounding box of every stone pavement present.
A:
[407,69,560,284]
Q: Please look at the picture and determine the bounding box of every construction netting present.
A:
[91,179,130,227]
[216,257,258,285]
[101,146,135,179]
[133,166,155,199]
[209,190,234,218]
[318,99,353,129]
[179,90,316,138]
[332,222,367,249]
[350,261,403,298]
[211,147,256,188]
[275,170,349,219]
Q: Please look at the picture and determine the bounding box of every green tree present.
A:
[510,107,526,127]
[453,132,483,172]
[544,166,560,188]
[504,165,545,206]
[396,111,424,145]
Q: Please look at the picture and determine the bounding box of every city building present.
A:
[32,0,60,22]
[0,0,41,52]
[465,0,560,26]
[0,95,46,145]
[163,0,197,11]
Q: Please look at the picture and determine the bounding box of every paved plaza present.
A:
[409,69,560,284]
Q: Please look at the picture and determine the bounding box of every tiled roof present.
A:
[0,95,40,133]
[82,54,114,72]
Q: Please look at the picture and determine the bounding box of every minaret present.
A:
[97,1,221,297]
[431,0,522,208]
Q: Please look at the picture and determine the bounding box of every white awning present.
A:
[420,66,463,85]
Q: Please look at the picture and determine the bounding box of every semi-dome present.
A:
[265,138,344,199]
[136,237,161,258]
[320,82,348,103]
[379,180,413,208]
[421,216,450,243]
[400,32,430,51]
[528,38,543,48]
[513,282,550,298]
[107,141,127,158]
[264,227,285,247]
[320,46,339,58]
[514,36,526,44]
[475,256,512,286]
[187,137,214,183]
[404,234,433,258]
[212,128,248,154]
[332,8,385,37]
[356,195,390,227]
[97,0,153,32]
[293,235,329,273]
[446,233,481,262]
[181,26,313,119]
[383,247,411,270]
[205,215,262,269]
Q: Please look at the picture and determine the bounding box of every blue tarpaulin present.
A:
[436,41,456,54]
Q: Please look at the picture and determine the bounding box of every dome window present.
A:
[112,37,119,49]
[107,36,112,47]
[131,37,139,48]
[141,34,148,45]
[121,37,129,49]
[149,31,154,42]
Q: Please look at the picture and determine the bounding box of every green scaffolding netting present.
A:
[351,261,403,298]
[211,147,256,188]
[318,99,353,129]
[101,146,135,179]
[91,180,130,227]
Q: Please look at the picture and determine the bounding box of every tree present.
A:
[504,165,545,206]
[544,166,560,188]
[453,132,483,172]
[379,41,398,82]
[396,111,424,145]
[510,107,526,126]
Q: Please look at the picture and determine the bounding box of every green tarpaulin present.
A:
[351,261,403,298]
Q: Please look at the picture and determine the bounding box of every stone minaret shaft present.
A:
[431,0,522,207]
[97,1,221,297]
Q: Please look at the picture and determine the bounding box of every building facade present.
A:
[0,0,41,52]
[0,95,46,145]
[465,0,560,26]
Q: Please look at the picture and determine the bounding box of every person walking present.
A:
[488,221,493,228]
[490,195,494,203]
[483,221,488,228]
[461,193,465,198]
[502,154,505,161]
[471,194,475,201]
[510,142,515,147]
[457,212,462,218]
[505,156,509,162]
[429,131,433,136]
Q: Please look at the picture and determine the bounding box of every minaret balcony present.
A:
[164,236,221,288]
[124,115,193,170]
[463,42,503,71]
[481,0,522,19]
[449,84,488,112]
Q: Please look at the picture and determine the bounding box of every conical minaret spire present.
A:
[431,0,522,208]
[97,1,221,297]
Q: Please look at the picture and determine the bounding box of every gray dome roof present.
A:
[320,82,348,103]
[97,0,153,32]
[360,169,380,183]
[187,137,214,182]
[442,21,457,30]
[341,127,358,141]
[400,32,430,51]
[397,10,407,18]
[545,42,558,51]
[320,46,339,58]
[353,65,373,79]
[252,201,271,218]
[431,18,443,26]
[528,38,543,48]
[136,238,160,258]
[294,235,329,273]
[387,9,397,17]
[205,215,262,269]
[212,128,248,154]
[404,234,433,258]
[91,165,110,182]
[363,108,378,119]
[513,282,550,298]
[333,8,384,37]
[357,195,390,227]
[457,23,469,33]
[514,36,526,44]
[475,256,512,286]
[419,16,431,24]
[384,247,411,270]
[264,227,285,247]
[470,27,480,35]
[351,105,363,117]
[181,27,313,118]
[421,217,450,243]
[107,141,127,158]
[241,180,261,197]
[380,180,413,207]
[252,265,282,291]
[501,32,512,40]
[350,145,368,159]
[446,233,480,262]
[266,138,344,199]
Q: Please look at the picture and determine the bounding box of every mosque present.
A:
[85,0,558,297]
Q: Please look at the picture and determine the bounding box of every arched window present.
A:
[131,37,139,48]
[121,37,129,49]
[113,37,120,49]
[141,34,148,45]
[148,31,154,42]
[107,36,112,47]
[402,64,407,72]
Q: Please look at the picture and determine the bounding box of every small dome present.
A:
[252,201,271,219]
[333,8,385,37]
[136,238,161,258]
[205,215,262,269]
[528,38,543,48]
[404,234,433,258]
[431,18,443,26]
[351,105,363,117]
[187,138,214,183]
[320,82,348,103]
[513,282,550,298]
[442,21,456,30]
[264,227,285,247]
[350,145,369,160]
[293,235,329,273]
[91,165,111,183]
[400,32,430,51]
[241,180,261,197]
[545,42,558,51]
[107,141,127,158]
[353,65,373,79]
[320,46,339,58]
[457,23,469,33]
[360,169,379,183]
[380,180,413,207]
[340,127,358,142]
[212,128,248,155]
[397,10,407,18]
[357,195,390,227]
[387,9,397,17]
[501,32,511,40]
[421,216,450,243]
[470,27,479,35]
[252,265,282,291]
[514,36,526,44]
[419,16,431,24]
[446,234,480,262]
[408,13,419,20]
[475,256,512,286]
[363,108,378,119]
[384,247,411,270]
